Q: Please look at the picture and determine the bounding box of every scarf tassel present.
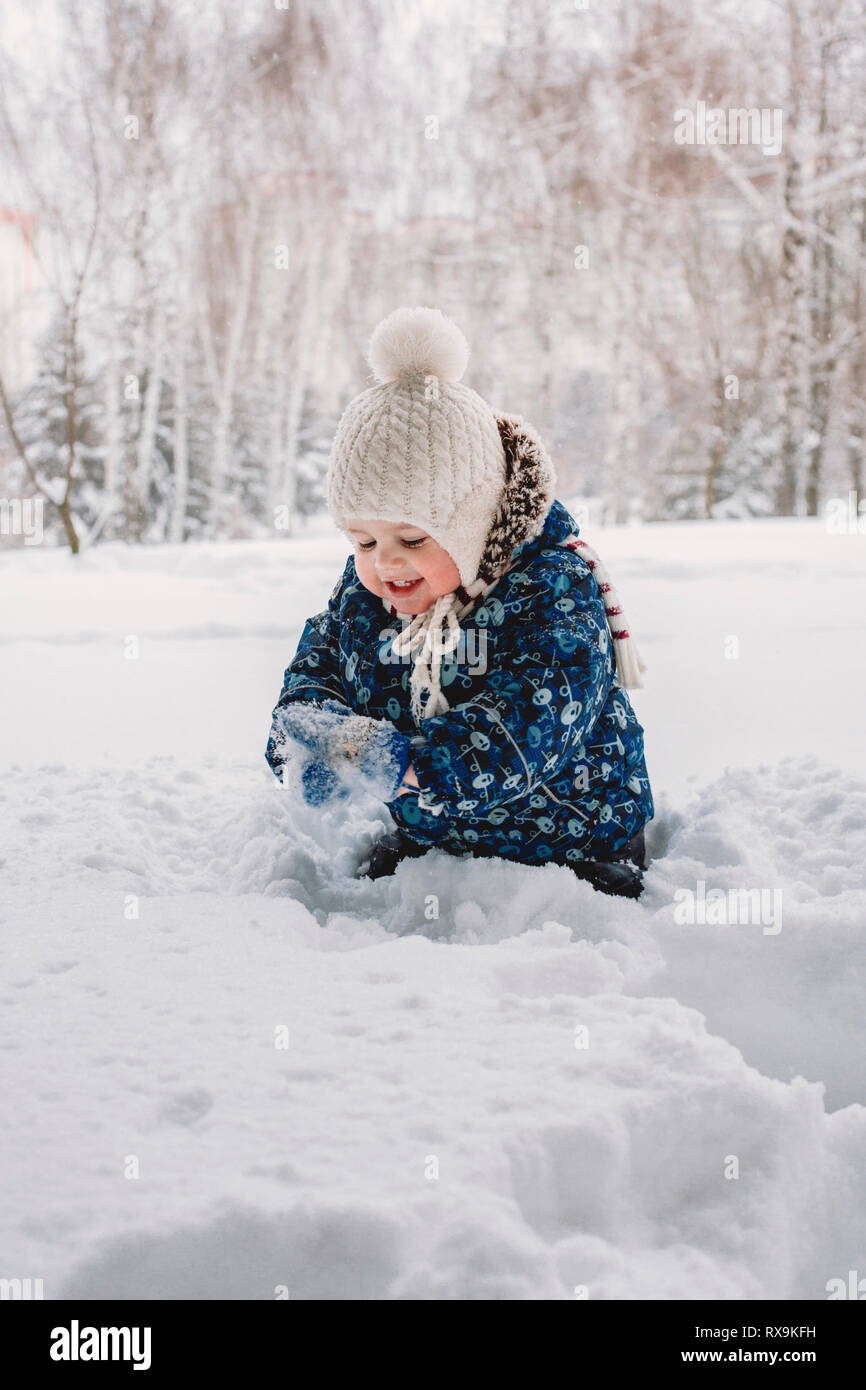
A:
[388,592,464,723]
[568,537,645,691]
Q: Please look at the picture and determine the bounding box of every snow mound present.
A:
[2,752,865,1298]
[645,758,866,1110]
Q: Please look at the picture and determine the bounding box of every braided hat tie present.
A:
[386,567,508,723]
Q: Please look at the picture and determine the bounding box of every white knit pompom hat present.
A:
[327,306,508,590]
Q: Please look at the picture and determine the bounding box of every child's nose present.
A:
[377,548,411,577]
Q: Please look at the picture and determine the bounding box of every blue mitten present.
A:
[272,699,412,804]
[300,758,350,807]
[270,700,353,805]
[352,719,412,800]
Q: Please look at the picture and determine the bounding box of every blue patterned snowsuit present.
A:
[265,498,653,867]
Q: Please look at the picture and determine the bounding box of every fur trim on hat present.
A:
[475,413,558,583]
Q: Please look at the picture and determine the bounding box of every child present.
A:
[265,306,654,898]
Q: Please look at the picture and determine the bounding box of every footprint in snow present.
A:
[157,1087,214,1127]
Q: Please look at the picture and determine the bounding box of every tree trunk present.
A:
[102,298,121,540]
[848,193,866,498]
[57,495,81,555]
[277,234,321,532]
[778,172,810,515]
[606,204,644,523]
[777,0,813,517]
[804,29,836,517]
[169,308,190,545]
[206,191,262,534]
[705,382,726,519]
[134,299,167,539]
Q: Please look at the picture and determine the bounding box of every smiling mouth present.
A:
[383,577,422,594]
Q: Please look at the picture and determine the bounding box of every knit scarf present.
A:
[382,532,646,725]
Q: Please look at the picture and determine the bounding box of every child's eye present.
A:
[357,537,426,550]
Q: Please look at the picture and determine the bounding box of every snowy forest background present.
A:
[1,0,866,552]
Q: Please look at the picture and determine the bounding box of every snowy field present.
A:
[2,515,865,1300]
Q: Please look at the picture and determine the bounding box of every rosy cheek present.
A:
[432,556,458,590]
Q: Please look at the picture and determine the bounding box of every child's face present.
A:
[347,518,461,613]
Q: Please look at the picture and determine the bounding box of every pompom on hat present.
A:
[327,306,509,591]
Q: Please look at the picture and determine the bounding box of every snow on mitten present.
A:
[309,701,412,800]
[299,758,350,807]
[270,698,355,759]
[273,698,412,802]
[270,700,353,804]
[349,718,413,801]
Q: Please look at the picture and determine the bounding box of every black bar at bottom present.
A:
[2,1297,863,1375]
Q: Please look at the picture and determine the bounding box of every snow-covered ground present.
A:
[1,515,865,1300]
